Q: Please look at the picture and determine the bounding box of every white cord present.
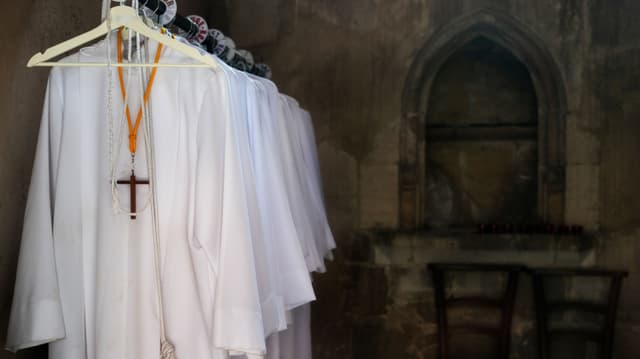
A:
[139,36,177,359]
[110,28,134,215]
[101,0,110,21]
[106,4,122,214]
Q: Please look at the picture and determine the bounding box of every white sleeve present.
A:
[6,71,66,352]
[194,74,266,357]
[298,110,336,259]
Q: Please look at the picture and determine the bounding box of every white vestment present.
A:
[288,106,335,261]
[266,97,334,359]
[266,304,312,359]
[249,77,316,311]
[222,65,286,342]
[7,37,266,359]
[270,95,323,273]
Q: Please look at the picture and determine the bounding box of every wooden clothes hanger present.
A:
[28,5,218,68]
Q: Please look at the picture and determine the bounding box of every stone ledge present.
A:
[348,229,596,267]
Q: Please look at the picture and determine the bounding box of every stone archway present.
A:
[399,8,567,229]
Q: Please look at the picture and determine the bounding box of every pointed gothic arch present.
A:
[399,8,567,229]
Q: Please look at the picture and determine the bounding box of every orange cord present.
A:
[117,27,164,154]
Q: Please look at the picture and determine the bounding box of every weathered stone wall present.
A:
[229,0,640,358]
[590,1,640,354]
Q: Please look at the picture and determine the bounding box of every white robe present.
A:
[222,65,286,342]
[6,37,265,359]
[249,77,316,311]
[265,97,333,359]
[258,94,332,359]
[288,106,335,260]
[270,94,324,273]
[211,60,318,359]
[266,304,312,359]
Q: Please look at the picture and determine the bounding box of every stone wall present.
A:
[229,0,640,358]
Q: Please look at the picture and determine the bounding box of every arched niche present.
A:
[400,9,567,230]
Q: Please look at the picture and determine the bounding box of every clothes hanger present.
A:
[27,5,218,68]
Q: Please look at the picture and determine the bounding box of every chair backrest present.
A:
[530,268,628,359]
[428,263,524,359]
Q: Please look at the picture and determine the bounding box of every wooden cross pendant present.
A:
[117,171,149,220]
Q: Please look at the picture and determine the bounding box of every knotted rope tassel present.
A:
[160,339,176,359]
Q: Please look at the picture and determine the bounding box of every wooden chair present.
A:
[428,263,524,359]
[530,267,628,359]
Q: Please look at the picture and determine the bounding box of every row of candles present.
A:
[476,223,584,235]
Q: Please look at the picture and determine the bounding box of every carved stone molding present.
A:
[400,8,567,229]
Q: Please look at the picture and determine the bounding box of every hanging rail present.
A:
[139,0,269,77]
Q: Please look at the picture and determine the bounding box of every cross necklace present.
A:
[115,27,163,220]
[116,156,150,220]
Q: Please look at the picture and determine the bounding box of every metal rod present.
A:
[138,0,204,42]
[137,0,267,76]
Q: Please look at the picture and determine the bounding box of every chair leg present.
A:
[532,275,549,359]
[432,269,448,359]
